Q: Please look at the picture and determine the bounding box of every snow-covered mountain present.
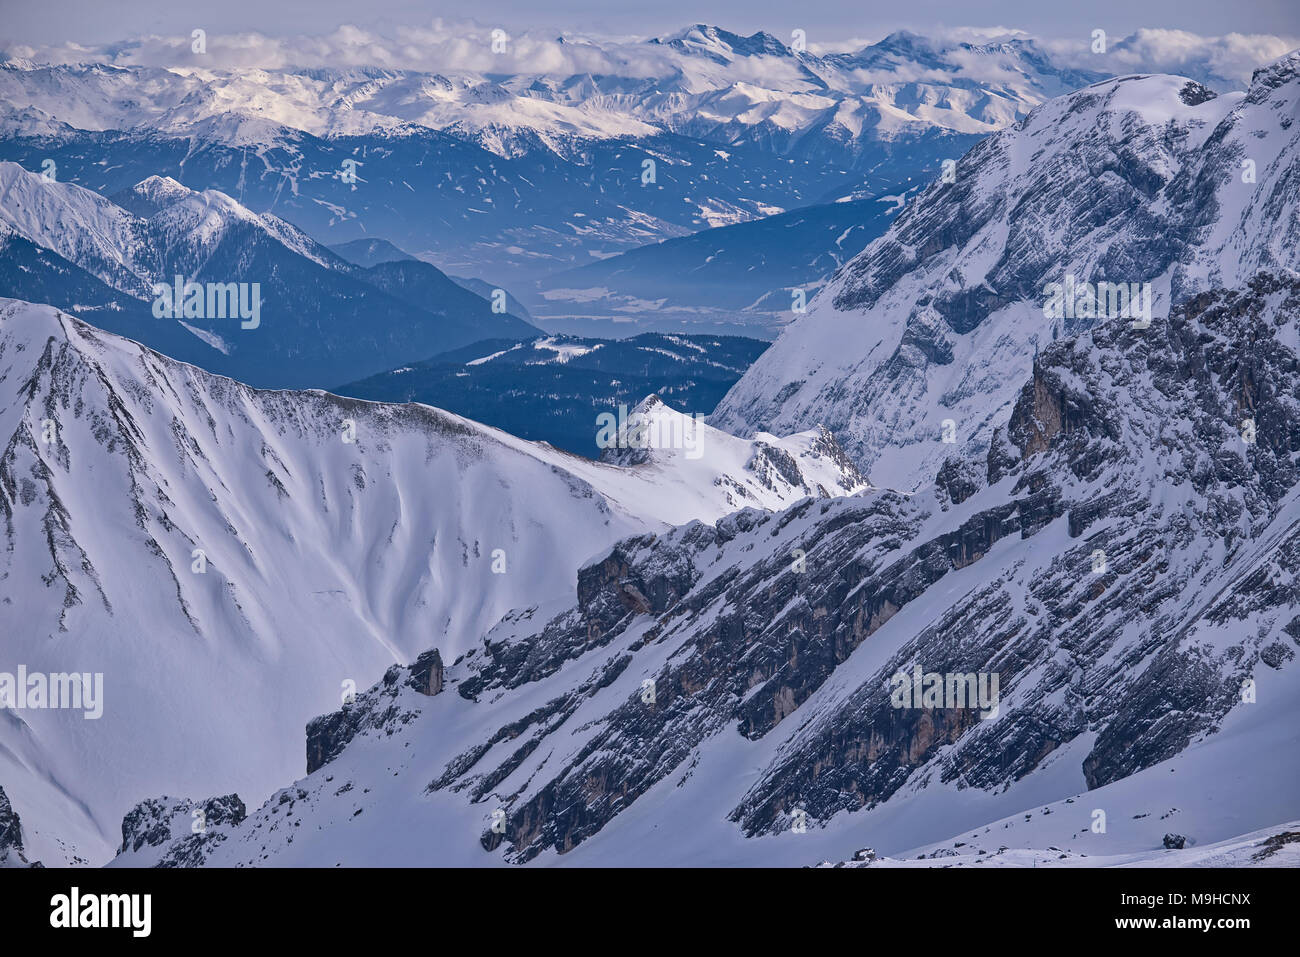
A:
[2,26,1248,286]
[0,30,1106,156]
[0,162,157,297]
[3,29,1298,874]
[649,27,1103,158]
[104,272,1300,867]
[2,27,1270,166]
[713,53,1300,489]
[0,298,864,866]
[0,162,540,387]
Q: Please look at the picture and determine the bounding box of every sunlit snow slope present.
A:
[0,298,863,865]
[714,55,1300,490]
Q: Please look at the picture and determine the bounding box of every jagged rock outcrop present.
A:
[407,649,445,698]
[712,55,1300,489]
[0,785,40,867]
[116,793,246,867]
[306,654,446,774]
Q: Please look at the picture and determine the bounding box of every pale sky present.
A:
[1,0,1296,47]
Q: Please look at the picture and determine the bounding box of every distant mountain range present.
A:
[0,26,1284,332]
[0,162,538,388]
[0,27,1118,288]
[338,333,769,457]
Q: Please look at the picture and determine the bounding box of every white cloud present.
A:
[6,19,679,78]
[1040,27,1298,88]
[3,20,1293,94]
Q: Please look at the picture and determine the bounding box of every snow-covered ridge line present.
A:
[1,26,1279,157]
[820,820,1300,868]
[99,273,1300,867]
[0,297,864,866]
[712,51,1300,490]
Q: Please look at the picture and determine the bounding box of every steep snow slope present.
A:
[0,299,863,866]
[116,274,1300,867]
[712,54,1300,490]
[0,162,541,387]
[0,161,156,297]
[0,163,337,293]
[821,821,1300,868]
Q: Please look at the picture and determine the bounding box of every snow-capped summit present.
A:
[655,25,798,64]
[104,272,1300,868]
[0,160,155,296]
[146,183,343,269]
[0,297,866,865]
[712,55,1300,490]
[597,394,867,506]
[110,173,199,217]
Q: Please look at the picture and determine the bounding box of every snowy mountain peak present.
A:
[146,183,335,263]
[113,174,196,216]
[712,58,1300,490]
[103,272,1300,868]
[1249,47,1300,97]
[0,159,154,296]
[0,297,870,864]
[0,159,349,298]
[597,392,868,501]
[658,24,794,61]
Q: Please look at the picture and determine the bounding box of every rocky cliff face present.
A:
[122,273,1300,866]
[0,785,39,867]
[712,55,1300,491]
[736,277,1300,831]
[114,794,246,868]
[0,298,865,865]
[307,650,444,774]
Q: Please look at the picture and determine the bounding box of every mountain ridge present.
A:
[0,161,541,388]
[0,296,866,865]
[97,271,1300,867]
[712,54,1300,489]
